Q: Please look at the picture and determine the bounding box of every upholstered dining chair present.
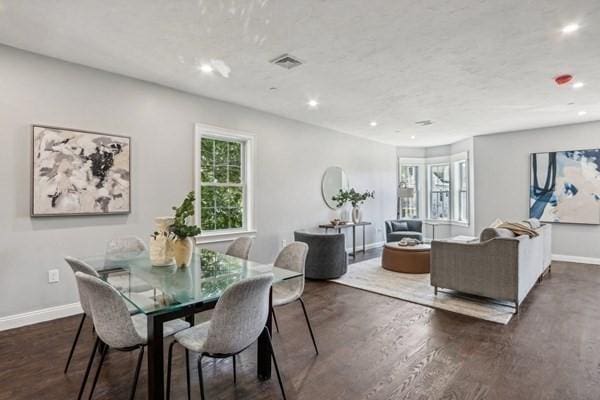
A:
[75,272,190,400]
[225,236,253,260]
[271,242,319,355]
[63,257,100,374]
[166,274,286,400]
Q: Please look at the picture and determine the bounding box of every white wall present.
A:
[473,121,600,259]
[0,45,397,318]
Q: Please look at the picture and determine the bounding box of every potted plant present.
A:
[332,188,375,223]
[170,191,202,267]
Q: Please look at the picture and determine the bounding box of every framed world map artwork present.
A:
[530,149,600,224]
[31,125,131,216]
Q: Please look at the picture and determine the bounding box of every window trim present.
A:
[427,162,451,221]
[194,123,256,243]
[398,152,470,225]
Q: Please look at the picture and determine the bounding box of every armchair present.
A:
[385,219,423,242]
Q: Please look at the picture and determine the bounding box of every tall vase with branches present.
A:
[332,188,375,223]
[170,191,202,267]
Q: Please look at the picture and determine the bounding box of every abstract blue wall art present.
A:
[530,149,600,224]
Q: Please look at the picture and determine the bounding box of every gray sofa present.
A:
[385,219,423,242]
[430,222,552,313]
[294,231,348,279]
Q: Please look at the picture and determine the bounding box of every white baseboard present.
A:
[345,241,385,253]
[552,254,600,266]
[0,302,82,332]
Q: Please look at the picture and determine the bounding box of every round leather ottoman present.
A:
[381,243,431,273]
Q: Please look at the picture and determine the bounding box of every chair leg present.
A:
[197,355,206,400]
[65,314,86,374]
[264,328,287,400]
[128,347,145,400]
[77,337,100,400]
[166,342,175,400]
[232,355,237,384]
[88,345,108,400]
[185,350,191,400]
[298,298,319,355]
[271,307,280,333]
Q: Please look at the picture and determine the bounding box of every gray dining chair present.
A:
[75,272,190,400]
[166,274,286,400]
[271,242,319,355]
[225,237,253,260]
[63,257,100,374]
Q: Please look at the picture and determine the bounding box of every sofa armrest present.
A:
[431,237,522,302]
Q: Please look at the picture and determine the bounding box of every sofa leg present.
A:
[434,286,438,295]
[514,302,519,314]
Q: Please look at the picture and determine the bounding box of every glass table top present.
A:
[83,247,302,315]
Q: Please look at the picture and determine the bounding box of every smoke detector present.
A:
[415,120,434,126]
[270,54,304,69]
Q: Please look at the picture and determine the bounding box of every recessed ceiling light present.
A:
[578,110,587,116]
[369,121,377,127]
[199,64,214,73]
[561,23,580,34]
[307,99,319,108]
[410,135,416,140]
[572,82,585,89]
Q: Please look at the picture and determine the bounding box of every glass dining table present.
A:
[84,247,302,400]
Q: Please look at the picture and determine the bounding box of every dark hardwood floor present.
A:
[2,260,600,400]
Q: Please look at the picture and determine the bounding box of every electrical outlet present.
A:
[281,239,287,249]
[48,269,59,284]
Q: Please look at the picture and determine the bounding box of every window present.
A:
[195,124,254,237]
[428,164,450,220]
[453,159,468,222]
[399,165,420,218]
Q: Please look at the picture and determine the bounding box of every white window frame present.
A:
[399,152,470,225]
[194,123,256,244]
[427,161,451,221]
[452,157,469,223]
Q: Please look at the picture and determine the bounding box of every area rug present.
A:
[331,257,514,324]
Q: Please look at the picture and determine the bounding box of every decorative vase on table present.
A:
[173,236,195,268]
[170,191,202,268]
[149,216,175,266]
[351,206,362,224]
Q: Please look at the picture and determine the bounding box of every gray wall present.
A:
[473,121,600,258]
[0,45,397,318]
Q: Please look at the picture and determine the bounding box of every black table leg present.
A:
[362,225,366,253]
[257,287,273,380]
[352,225,356,258]
[147,314,164,400]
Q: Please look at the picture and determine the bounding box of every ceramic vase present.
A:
[352,206,362,223]
[173,236,194,267]
[149,216,175,266]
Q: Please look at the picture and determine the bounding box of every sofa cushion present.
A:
[523,218,541,229]
[391,221,409,232]
[480,227,516,242]
[389,231,422,241]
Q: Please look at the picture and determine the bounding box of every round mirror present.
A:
[322,166,349,209]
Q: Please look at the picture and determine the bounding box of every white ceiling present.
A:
[0,0,599,146]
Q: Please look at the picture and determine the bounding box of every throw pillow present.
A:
[391,221,409,232]
[488,218,504,228]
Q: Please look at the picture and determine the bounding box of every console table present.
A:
[318,221,371,258]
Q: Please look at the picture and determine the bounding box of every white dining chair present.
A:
[271,242,319,355]
[75,272,190,400]
[105,236,147,260]
[166,274,286,400]
[225,237,253,260]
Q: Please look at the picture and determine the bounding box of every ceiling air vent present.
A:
[270,53,304,69]
[415,120,434,126]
